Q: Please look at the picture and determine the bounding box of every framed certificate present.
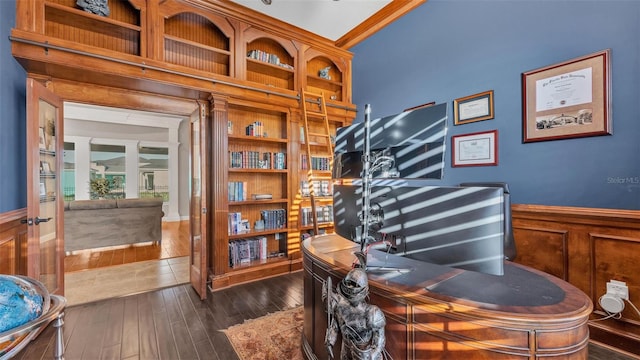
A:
[451,130,498,167]
[522,49,612,143]
[453,90,494,125]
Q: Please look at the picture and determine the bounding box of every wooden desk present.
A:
[302,234,593,359]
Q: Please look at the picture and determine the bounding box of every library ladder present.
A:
[301,90,334,235]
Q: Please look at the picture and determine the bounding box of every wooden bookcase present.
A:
[244,29,298,91]
[304,47,351,104]
[226,103,290,267]
[163,12,231,76]
[42,0,142,55]
[12,0,356,291]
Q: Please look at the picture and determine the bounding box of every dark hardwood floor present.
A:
[15,271,637,360]
[16,272,303,360]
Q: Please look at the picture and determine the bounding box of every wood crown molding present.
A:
[336,0,427,49]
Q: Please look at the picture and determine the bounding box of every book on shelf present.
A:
[246,49,294,70]
[245,121,264,137]
[301,205,333,225]
[228,236,268,267]
[228,181,248,201]
[300,180,331,197]
[229,150,286,170]
[300,155,330,171]
[228,212,249,235]
[260,208,287,230]
[300,180,310,197]
[252,194,273,200]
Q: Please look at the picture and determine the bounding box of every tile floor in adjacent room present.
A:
[64,256,190,306]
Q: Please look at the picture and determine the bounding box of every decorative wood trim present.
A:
[0,208,28,275]
[0,208,27,224]
[512,204,640,228]
[49,79,199,116]
[512,204,640,357]
[513,225,568,280]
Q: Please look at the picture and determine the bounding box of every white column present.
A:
[125,141,140,199]
[166,124,182,221]
[65,136,92,200]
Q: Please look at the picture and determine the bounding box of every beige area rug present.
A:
[224,306,304,360]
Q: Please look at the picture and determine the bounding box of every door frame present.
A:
[27,78,208,298]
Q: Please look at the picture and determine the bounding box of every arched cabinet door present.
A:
[26,78,65,295]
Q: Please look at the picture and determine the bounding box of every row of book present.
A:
[229,236,267,267]
[300,180,332,197]
[245,121,265,137]
[301,205,333,226]
[228,181,248,202]
[247,50,294,70]
[228,209,287,235]
[260,209,287,230]
[300,155,331,171]
[229,151,286,169]
[228,212,250,235]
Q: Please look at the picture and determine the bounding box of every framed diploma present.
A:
[522,49,612,143]
[451,130,498,167]
[453,90,494,125]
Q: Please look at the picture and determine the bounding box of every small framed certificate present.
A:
[451,130,498,167]
[453,90,494,125]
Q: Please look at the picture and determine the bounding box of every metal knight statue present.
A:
[323,268,387,360]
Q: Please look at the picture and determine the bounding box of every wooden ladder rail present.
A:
[301,91,334,235]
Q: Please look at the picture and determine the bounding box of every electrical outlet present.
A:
[606,280,629,300]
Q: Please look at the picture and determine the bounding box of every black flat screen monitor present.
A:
[333,182,505,276]
[333,103,447,180]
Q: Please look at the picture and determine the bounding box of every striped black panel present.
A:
[333,103,447,180]
[334,184,505,275]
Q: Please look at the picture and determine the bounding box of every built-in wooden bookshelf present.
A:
[305,50,346,103]
[43,0,141,55]
[12,0,356,292]
[163,12,232,75]
[223,102,291,275]
[244,30,297,91]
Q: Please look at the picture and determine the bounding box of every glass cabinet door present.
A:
[189,102,209,299]
[27,79,64,295]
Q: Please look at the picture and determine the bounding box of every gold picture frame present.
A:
[453,90,494,125]
[522,49,612,143]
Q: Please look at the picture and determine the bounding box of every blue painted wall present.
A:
[0,0,27,213]
[351,0,640,210]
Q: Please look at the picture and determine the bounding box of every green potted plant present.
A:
[89,178,111,199]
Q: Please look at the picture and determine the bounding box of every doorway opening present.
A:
[61,102,191,305]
